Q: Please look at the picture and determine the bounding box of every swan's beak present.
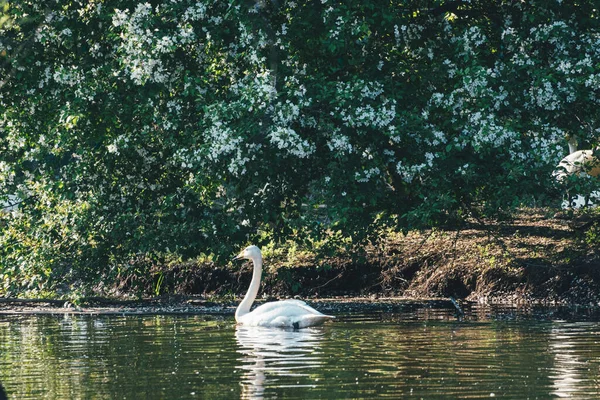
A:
[233,252,244,261]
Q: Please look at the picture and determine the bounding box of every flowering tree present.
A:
[1,0,600,295]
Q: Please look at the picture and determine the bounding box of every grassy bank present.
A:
[105,208,600,306]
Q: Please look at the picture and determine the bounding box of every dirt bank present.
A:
[111,208,600,307]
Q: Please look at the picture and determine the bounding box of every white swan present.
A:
[553,149,600,181]
[553,149,600,208]
[233,245,334,329]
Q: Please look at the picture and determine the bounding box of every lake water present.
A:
[1,304,600,399]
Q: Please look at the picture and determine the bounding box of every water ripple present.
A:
[0,309,600,399]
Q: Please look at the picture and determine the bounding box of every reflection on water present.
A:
[549,322,598,399]
[0,306,600,399]
[235,326,324,399]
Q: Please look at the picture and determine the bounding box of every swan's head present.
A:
[233,245,262,261]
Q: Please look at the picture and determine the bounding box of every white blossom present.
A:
[268,127,314,158]
[107,144,119,154]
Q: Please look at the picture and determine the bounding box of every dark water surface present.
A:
[1,305,600,399]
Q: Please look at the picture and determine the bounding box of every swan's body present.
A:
[553,150,600,181]
[234,245,334,329]
[553,149,600,209]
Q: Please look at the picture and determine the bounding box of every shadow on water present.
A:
[235,326,325,399]
[0,382,7,400]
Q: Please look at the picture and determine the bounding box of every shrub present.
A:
[1,0,600,295]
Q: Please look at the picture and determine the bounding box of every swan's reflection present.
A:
[235,326,325,399]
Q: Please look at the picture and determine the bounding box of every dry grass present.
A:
[117,208,600,305]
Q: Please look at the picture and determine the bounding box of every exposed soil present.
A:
[110,208,600,307]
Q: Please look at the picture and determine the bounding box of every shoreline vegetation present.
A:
[3,208,600,310]
[4,2,600,311]
[125,208,600,307]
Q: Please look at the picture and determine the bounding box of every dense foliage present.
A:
[1,0,600,296]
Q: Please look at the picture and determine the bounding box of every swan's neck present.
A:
[235,255,262,322]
